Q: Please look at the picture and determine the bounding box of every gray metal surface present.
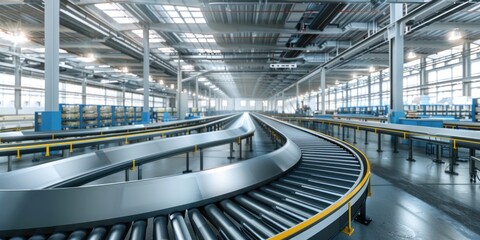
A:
[0,115,230,142]
[0,114,252,189]
[0,113,370,240]
[293,117,480,142]
[0,114,301,234]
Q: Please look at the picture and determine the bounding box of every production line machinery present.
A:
[0,113,371,239]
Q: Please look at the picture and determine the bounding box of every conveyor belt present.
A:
[0,113,370,239]
[0,114,231,143]
[0,114,254,189]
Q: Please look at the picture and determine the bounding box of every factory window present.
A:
[222,100,227,107]
[240,100,246,107]
[262,101,267,107]
[249,100,255,107]
[210,99,216,107]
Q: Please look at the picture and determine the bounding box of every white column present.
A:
[44,0,60,111]
[320,68,326,114]
[82,74,87,105]
[14,47,21,114]
[389,4,404,117]
[463,41,472,96]
[143,24,150,112]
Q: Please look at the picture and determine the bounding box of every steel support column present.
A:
[420,57,428,95]
[389,4,405,123]
[463,41,472,96]
[42,0,61,131]
[14,47,21,115]
[142,24,150,123]
[320,68,326,114]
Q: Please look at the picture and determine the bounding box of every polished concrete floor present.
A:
[326,127,480,240]
[0,120,479,240]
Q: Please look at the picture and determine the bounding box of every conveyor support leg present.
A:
[183,152,192,173]
[364,131,368,145]
[353,129,357,144]
[406,137,415,162]
[249,136,253,152]
[238,139,243,160]
[200,148,204,170]
[138,164,142,180]
[228,142,235,160]
[393,136,398,153]
[432,144,444,164]
[355,198,372,225]
[377,133,383,152]
[445,140,459,175]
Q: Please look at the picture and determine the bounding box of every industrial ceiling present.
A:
[0,0,478,99]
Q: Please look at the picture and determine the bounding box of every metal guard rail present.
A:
[0,114,238,158]
[0,114,232,143]
[0,114,251,190]
[262,114,371,239]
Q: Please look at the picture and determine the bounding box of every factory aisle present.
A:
[332,130,480,240]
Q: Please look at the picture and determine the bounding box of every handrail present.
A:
[0,114,238,158]
[0,114,232,142]
[278,116,480,149]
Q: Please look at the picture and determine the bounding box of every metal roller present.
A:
[129,220,147,240]
[234,195,297,231]
[67,230,87,240]
[87,227,107,240]
[248,190,313,221]
[219,199,276,239]
[153,216,169,240]
[204,204,246,240]
[47,233,66,240]
[10,237,26,240]
[28,236,45,240]
[169,213,192,240]
[105,224,128,240]
[187,209,217,240]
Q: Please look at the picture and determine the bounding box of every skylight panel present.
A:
[191,11,203,18]
[95,3,118,10]
[195,18,206,23]
[184,18,195,23]
[114,17,136,24]
[180,11,192,18]
[163,5,175,11]
[167,11,180,18]
[173,18,184,23]
[95,3,137,24]
[176,6,188,11]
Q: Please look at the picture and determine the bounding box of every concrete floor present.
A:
[330,128,480,240]
[0,120,479,239]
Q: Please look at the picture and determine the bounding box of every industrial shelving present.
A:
[36,104,144,130]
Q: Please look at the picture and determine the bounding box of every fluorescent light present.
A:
[136,88,144,91]
[122,67,129,73]
[99,65,110,68]
[101,79,118,84]
[448,29,462,41]
[407,51,416,59]
[204,82,211,86]
[369,66,375,72]
[78,53,96,63]
[198,77,207,82]
[209,85,216,88]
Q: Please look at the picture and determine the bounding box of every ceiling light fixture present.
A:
[369,66,375,72]
[448,28,462,41]
[407,51,416,59]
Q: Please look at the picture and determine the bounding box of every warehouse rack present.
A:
[404,104,471,119]
[337,106,388,116]
[35,104,144,131]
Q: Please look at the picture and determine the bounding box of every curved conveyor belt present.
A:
[0,113,370,239]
